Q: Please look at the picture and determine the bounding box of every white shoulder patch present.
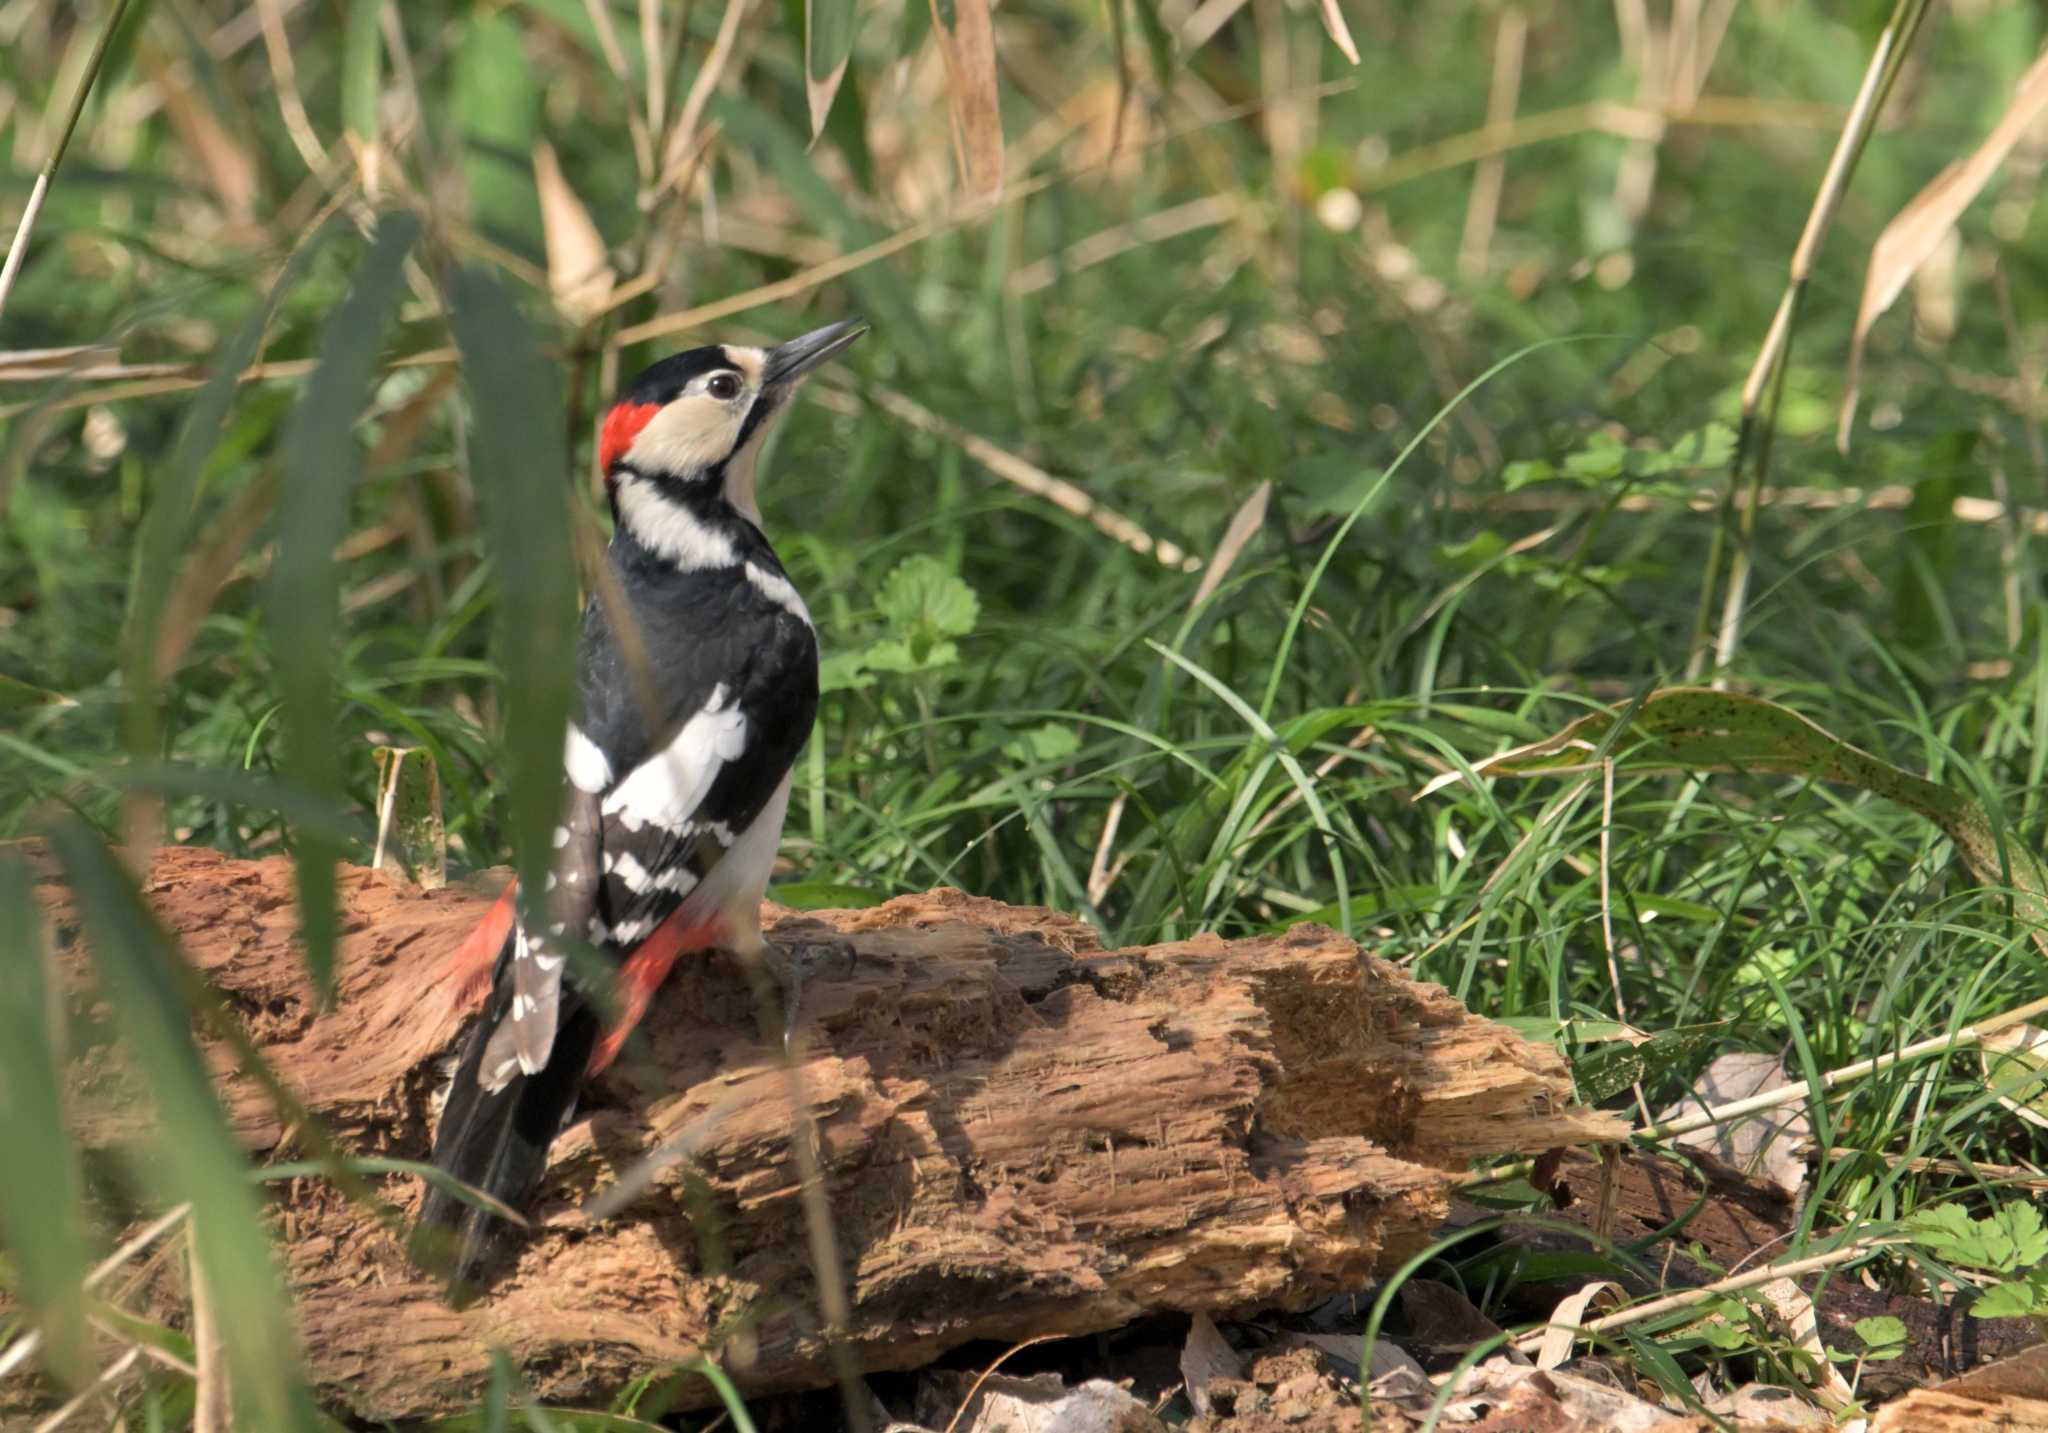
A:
[601,684,751,833]
[745,562,812,625]
[564,723,614,793]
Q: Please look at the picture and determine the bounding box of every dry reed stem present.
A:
[1695,0,1933,681]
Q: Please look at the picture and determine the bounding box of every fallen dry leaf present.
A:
[1179,1312,1242,1416]
[1655,1050,1812,1200]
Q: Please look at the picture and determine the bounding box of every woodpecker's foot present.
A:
[748,936,858,1048]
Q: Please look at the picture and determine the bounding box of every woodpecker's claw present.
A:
[756,936,859,1049]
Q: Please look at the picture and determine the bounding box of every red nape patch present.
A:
[597,400,660,480]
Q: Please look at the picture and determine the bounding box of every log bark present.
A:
[38,847,1627,1421]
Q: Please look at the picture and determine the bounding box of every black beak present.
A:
[763,318,867,388]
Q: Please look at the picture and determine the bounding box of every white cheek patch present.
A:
[626,394,744,476]
[601,685,751,833]
[613,476,741,568]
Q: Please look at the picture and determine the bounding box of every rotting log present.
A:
[34,846,1628,1421]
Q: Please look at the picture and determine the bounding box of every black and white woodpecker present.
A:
[416,318,865,1290]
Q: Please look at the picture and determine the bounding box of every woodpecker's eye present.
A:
[706,372,742,401]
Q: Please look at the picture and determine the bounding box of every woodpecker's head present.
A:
[598,318,865,532]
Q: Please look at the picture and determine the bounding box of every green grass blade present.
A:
[445,266,579,932]
[46,817,315,1432]
[0,854,93,1388]
[341,0,382,143]
[271,210,419,1001]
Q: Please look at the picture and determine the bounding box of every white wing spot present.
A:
[602,687,749,834]
[552,825,570,848]
[564,723,614,793]
[535,953,565,972]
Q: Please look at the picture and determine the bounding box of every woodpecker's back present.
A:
[416,321,863,1295]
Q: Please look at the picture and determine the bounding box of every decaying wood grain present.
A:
[39,847,1627,1421]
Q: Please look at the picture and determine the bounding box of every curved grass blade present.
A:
[1422,686,2048,952]
[1255,335,1597,722]
[271,210,420,1002]
[445,266,579,936]
[1149,641,1354,933]
[0,854,93,1389]
[46,817,316,1432]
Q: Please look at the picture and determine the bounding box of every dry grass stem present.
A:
[862,382,1200,572]
[1457,6,1526,280]
[1507,1240,1893,1358]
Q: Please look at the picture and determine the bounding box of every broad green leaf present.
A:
[453,12,542,248]
[0,856,92,1388]
[1989,1201,2048,1270]
[1422,687,2048,949]
[805,0,857,139]
[446,267,579,943]
[1853,1315,1907,1359]
[1906,1203,2027,1272]
[877,555,979,637]
[271,210,418,1002]
[1971,1276,2045,1320]
[342,0,382,143]
[47,818,314,1431]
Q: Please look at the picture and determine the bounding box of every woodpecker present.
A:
[415,318,864,1291]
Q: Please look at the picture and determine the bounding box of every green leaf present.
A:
[1853,1315,1907,1360]
[46,818,315,1431]
[0,855,93,1388]
[771,881,887,910]
[0,670,75,713]
[861,635,958,674]
[453,12,542,248]
[1990,1200,2048,1270]
[1128,0,1175,92]
[876,555,979,637]
[1971,1277,2044,1320]
[817,650,878,693]
[1571,1022,1727,1103]
[341,0,382,142]
[271,210,418,1002]
[804,0,857,137]
[1907,1203,1988,1265]
[446,266,579,940]
[1288,454,1386,516]
[1001,721,1081,765]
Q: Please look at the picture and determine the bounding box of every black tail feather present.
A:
[414,984,596,1300]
